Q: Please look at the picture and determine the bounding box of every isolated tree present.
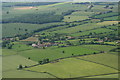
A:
[18,64,23,69]
[28,57,31,59]
[46,58,49,63]
[25,29,28,31]
[62,51,65,53]
[43,47,45,49]
[24,66,28,68]
[93,52,96,54]
[6,11,9,14]
[38,61,42,64]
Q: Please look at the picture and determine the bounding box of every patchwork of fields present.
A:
[2,44,119,78]
[2,2,119,79]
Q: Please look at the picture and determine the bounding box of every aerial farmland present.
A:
[1,1,119,79]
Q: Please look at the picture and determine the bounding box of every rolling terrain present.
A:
[2,2,119,79]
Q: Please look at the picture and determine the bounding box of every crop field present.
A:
[2,49,17,56]
[19,45,99,61]
[96,21,118,25]
[2,55,37,72]
[63,16,89,22]
[25,58,118,78]
[76,53,118,69]
[104,16,118,21]
[12,43,33,52]
[92,12,118,19]
[2,55,54,78]
[80,45,117,52]
[72,28,114,37]
[87,74,118,78]
[45,21,118,35]
[71,11,95,16]
[3,70,54,78]
[106,25,118,29]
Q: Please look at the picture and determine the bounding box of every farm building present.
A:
[88,5,94,9]
[32,44,37,47]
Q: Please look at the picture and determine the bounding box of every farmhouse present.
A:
[32,44,37,47]
[88,5,94,9]
[67,36,75,40]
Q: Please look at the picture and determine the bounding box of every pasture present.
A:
[63,16,89,22]
[72,28,114,37]
[104,16,118,21]
[46,21,118,35]
[18,45,99,61]
[87,74,118,78]
[71,11,95,16]
[2,49,17,56]
[76,53,118,69]
[93,12,118,19]
[80,45,117,52]
[2,55,54,78]
[2,55,37,72]
[2,2,119,78]
[25,58,118,78]
[2,22,64,37]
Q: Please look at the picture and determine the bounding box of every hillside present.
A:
[2,2,119,79]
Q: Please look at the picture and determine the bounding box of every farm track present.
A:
[76,58,119,70]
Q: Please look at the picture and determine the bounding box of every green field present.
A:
[3,55,37,71]
[63,16,89,22]
[2,2,119,78]
[19,45,99,61]
[2,22,65,37]
[87,74,118,78]
[80,45,117,52]
[76,53,118,69]
[3,70,54,78]
[2,49,17,56]
[2,55,54,78]
[93,12,118,19]
[104,16,118,21]
[71,11,95,16]
[25,58,118,78]
[44,21,118,35]
[72,28,114,37]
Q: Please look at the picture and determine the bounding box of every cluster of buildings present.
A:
[32,41,58,48]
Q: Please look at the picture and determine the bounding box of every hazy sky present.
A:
[1,0,120,2]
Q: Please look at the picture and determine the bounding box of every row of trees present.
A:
[38,58,49,64]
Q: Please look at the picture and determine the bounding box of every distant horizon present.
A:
[1,0,120,2]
